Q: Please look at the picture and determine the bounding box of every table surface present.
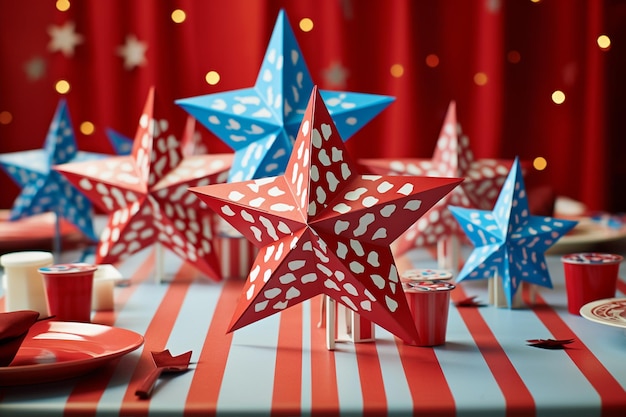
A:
[1,245,625,417]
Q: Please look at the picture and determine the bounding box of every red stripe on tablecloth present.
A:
[271,302,303,416]
[395,342,456,416]
[451,285,536,417]
[63,250,156,417]
[616,277,626,295]
[183,279,242,417]
[354,342,387,414]
[394,253,456,415]
[309,295,340,417]
[530,292,626,417]
[118,262,197,417]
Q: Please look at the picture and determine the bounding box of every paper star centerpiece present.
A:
[360,101,513,254]
[177,9,393,183]
[54,88,232,280]
[190,87,462,344]
[449,157,578,306]
[0,99,103,241]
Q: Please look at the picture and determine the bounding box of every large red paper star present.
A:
[360,101,513,255]
[54,88,232,280]
[191,87,462,344]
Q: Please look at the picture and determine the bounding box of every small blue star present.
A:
[176,9,393,183]
[449,157,578,306]
[0,99,106,241]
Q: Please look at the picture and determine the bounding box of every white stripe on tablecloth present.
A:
[435,301,507,417]
[96,249,183,416]
[373,328,418,415]
[147,279,224,416]
[479,304,601,417]
[300,299,313,416]
[332,335,364,412]
[215,309,281,415]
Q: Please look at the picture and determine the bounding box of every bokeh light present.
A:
[597,34,611,50]
[0,111,12,125]
[205,71,220,85]
[473,72,488,86]
[56,0,70,12]
[390,64,404,78]
[171,9,186,23]
[299,18,314,32]
[533,157,547,171]
[80,121,95,135]
[551,90,565,104]
[55,80,71,94]
[425,54,439,68]
[507,50,521,64]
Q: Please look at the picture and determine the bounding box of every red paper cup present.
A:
[404,281,455,346]
[39,263,97,322]
[561,253,623,315]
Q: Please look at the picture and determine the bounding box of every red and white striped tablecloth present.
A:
[1,247,625,417]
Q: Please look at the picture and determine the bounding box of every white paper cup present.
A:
[0,251,54,317]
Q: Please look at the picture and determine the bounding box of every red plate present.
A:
[0,320,143,386]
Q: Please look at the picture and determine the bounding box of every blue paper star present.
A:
[105,128,133,155]
[449,157,577,306]
[176,9,393,182]
[0,99,105,241]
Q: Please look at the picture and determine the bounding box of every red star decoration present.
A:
[191,87,462,344]
[360,101,514,255]
[54,88,232,280]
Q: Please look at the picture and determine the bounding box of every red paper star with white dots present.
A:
[191,87,462,344]
[55,88,232,280]
[361,101,513,255]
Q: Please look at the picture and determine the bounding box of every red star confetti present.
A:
[191,86,462,344]
[360,101,513,255]
[54,88,232,280]
[526,338,575,349]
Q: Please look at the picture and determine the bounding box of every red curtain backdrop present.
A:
[0,0,622,212]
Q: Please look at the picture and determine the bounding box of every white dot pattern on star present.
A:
[191,87,462,344]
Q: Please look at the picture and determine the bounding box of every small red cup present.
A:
[561,253,623,315]
[404,281,455,346]
[39,263,97,322]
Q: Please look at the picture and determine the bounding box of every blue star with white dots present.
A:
[0,99,107,241]
[449,157,578,306]
[176,9,393,183]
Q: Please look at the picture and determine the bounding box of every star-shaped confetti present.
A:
[117,34,148,70]
[360,101,513,254]
[449,157,578,306]
[54,88,232,280]
[177,9,393,183]
[190,86,462,344]
[0,99,103,241]
[47,21,83,57]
